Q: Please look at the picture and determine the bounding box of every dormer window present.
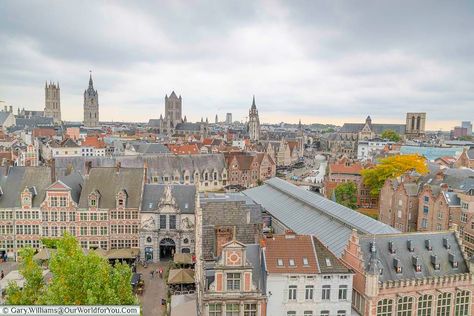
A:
[277,259,284,266]
[88,190,100,208]
[116,190,128,208]
[448,253,458,268]
[90,198,97,207]
[393,258,402,273]
[289,259,295,267]
[303,257,309,266]
[431,255,440,270]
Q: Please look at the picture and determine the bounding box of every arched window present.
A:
[455,290,470,316]
[397,296,413,316]
[417,294,433,316]
[436,292,452,316]
[377,298,393,316]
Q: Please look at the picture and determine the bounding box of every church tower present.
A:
[44,81,61,123]
[165,91,182,128]
[83,73,99,128]
[248,96,260,142]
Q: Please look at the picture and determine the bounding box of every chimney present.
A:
[85,161,92,176]
[50,158,56,182]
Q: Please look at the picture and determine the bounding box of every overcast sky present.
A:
[1,1,473,130]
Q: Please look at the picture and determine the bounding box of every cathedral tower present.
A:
[83,73,99,128]
[248,96,260,142]
[44,81,61,123]
[165,91,182,127]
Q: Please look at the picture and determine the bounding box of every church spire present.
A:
[251,95,256,109]
[88,71,93,88]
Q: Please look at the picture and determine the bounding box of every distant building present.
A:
[0,109,15,131]
[44,81,61,123]
[462,121,472,136]
[83,74,99,128]
[226,113,232,125]
[405,112,426,138]
[248,96,261,142]
[451,126,468,139]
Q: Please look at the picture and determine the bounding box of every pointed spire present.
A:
[251,95,256,109]
[88,70,93,88]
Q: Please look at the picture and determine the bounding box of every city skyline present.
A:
[1,1,473,130]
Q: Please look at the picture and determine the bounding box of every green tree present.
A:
[361,154,428,196]
[458,135,473,141]
[6,247,45,304]
[381,129,401,142]
[334,182,358,210]
[6,234,137,305]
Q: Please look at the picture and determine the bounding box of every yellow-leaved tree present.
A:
[362,154,428,196]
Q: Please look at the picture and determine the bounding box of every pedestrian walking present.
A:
[159,267,163,278]
[1,270,4,279]
[150,270,154,279]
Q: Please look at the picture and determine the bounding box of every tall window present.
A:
[160,215,167,229]
[288,285,297,300]
[226,273,240,291]
[209,303,221,316]
[59,197,67,207]
[339,285,348,300]
[461,213,468,223]
[243,304,257,316]
[226,304,239,316]
[455,290,470,316]
[50,197,58,207]
[436,292,452,316]
[397,296,413,316]
[417,294,433,316]
[169,215,176,229]
[322,285,331,300]
[305,285,314,300]
[377,299,393,316]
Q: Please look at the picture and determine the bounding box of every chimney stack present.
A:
[85,161,92,176]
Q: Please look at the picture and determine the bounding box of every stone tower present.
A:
[165,91,182,127]
[44,81,61,123]
[83,73,99,128]
[405,112,426,138]
[248,96,260,142]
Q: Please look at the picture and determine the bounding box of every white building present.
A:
[263,233,354,316]
[357,139,392,161]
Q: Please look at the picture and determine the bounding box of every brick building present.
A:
[225,152,276,188]
[342,229,473,316]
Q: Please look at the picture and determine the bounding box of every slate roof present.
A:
[148,119,161,127]
[0,166,52,208]
[14,117,54,129]
[0,112,13,125]
[243,178,399,257]
[58,171,84,203]
[443,192,461,206]
[339,123,406,135]
[141,184,196,213]
[132,143,170,154]
[312,236,352,274]
[78,167,144,209]
[175,123,201,132]
[53,155,226,179]
[360,231,468,282]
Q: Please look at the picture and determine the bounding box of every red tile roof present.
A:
[264,234,319,274]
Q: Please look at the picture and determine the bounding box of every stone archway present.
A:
[159,238,176,261]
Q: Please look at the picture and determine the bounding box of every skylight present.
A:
[303,257,309,266]
[325,258,332,267]
[289,259,295,266]
[277,259,284,266]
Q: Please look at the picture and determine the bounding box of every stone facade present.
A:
[405,112,426,139]
[44,81,61,123]
[139,184,196,262]
[83,74,99,128]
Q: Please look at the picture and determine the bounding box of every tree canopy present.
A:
[334,182,358,210]
[361,154,428,196]
[6,234,137,305]
[381,129,401,142]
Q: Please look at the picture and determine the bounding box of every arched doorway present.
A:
[160,238,175,261]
